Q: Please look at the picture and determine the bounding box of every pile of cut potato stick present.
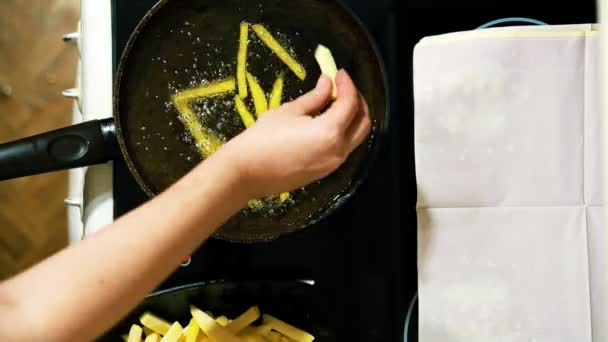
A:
[172,22,338,207]
[122,305,315,342]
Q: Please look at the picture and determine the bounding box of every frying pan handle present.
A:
[0,118,120,181]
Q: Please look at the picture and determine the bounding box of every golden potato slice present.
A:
[190,305,241,342]
[263,315,314,342]
[314,45,338,99]
[183,318,200,342]
[246,72,269,116]
[160,322,183,342]
[268,73,284,110]
[252,24,306,80]
[237,22,250,98]
[235,96,256,128]
[144,333,161,342]
[127,324,143,342]
[226,306,261,334]
[140,312,172,336]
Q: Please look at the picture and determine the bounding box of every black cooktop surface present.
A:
[111,0,412,341]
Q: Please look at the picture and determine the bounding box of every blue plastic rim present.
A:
[477,17,548,30]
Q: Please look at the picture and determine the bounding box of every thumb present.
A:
[283,76,332,116]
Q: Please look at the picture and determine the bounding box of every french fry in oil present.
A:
[268,73,284,110]
[173,78,236,103]
[234,96,256,128]
[246,72,269,116]
[252,24,307,80]
[173,98,224,157]
[216,316,230,327]
[279,192,291,203]
[237,23,249,98]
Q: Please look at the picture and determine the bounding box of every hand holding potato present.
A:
[211,70,371,200]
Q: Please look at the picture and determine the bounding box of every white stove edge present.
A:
[67,0,115,243]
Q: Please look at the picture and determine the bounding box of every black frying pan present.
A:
[0,0,388,242]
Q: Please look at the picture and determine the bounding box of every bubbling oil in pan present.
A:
[121,2,374,241]
[161,23,315,218]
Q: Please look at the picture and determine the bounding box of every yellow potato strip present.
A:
[173,78,236,103]
[140,312,172,336]
[190,306,241,342]
[263,314,314,342]
[127,325,143,342]
[226,306,260,334]
[237,22,249,98]
[183,318,200,342]
[279,192,291,203]
[314,44,338,99]
[144,333,161,342]
[246,72,269,116]
[160,322,183,342]
[234,96,256,128]
[252,24,307,80]
[173,98,224,157]
[268,73,284,110]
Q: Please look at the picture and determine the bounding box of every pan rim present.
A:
[112,0,391,242]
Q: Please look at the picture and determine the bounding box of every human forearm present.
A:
[0,153,247,341]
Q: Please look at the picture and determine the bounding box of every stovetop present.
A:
[111,0,413,341]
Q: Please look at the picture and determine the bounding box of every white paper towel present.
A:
[414,25,606,342]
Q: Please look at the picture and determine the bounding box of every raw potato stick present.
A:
[216,316,230,327]
[128,325,143,342]
[140,312,172,336]
[237,22,249,98]
[263,314,314,342]
[252,24,307,80]
[144,333,161,342]
[190,305,242,342]
[226,306,260,334]
[160,322,183,342]
[314,45,338,99]
[246,72,269,116]
[183,318,200,342]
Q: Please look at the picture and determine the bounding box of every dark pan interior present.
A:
[98,281,336,341]
[115,0,387,242]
